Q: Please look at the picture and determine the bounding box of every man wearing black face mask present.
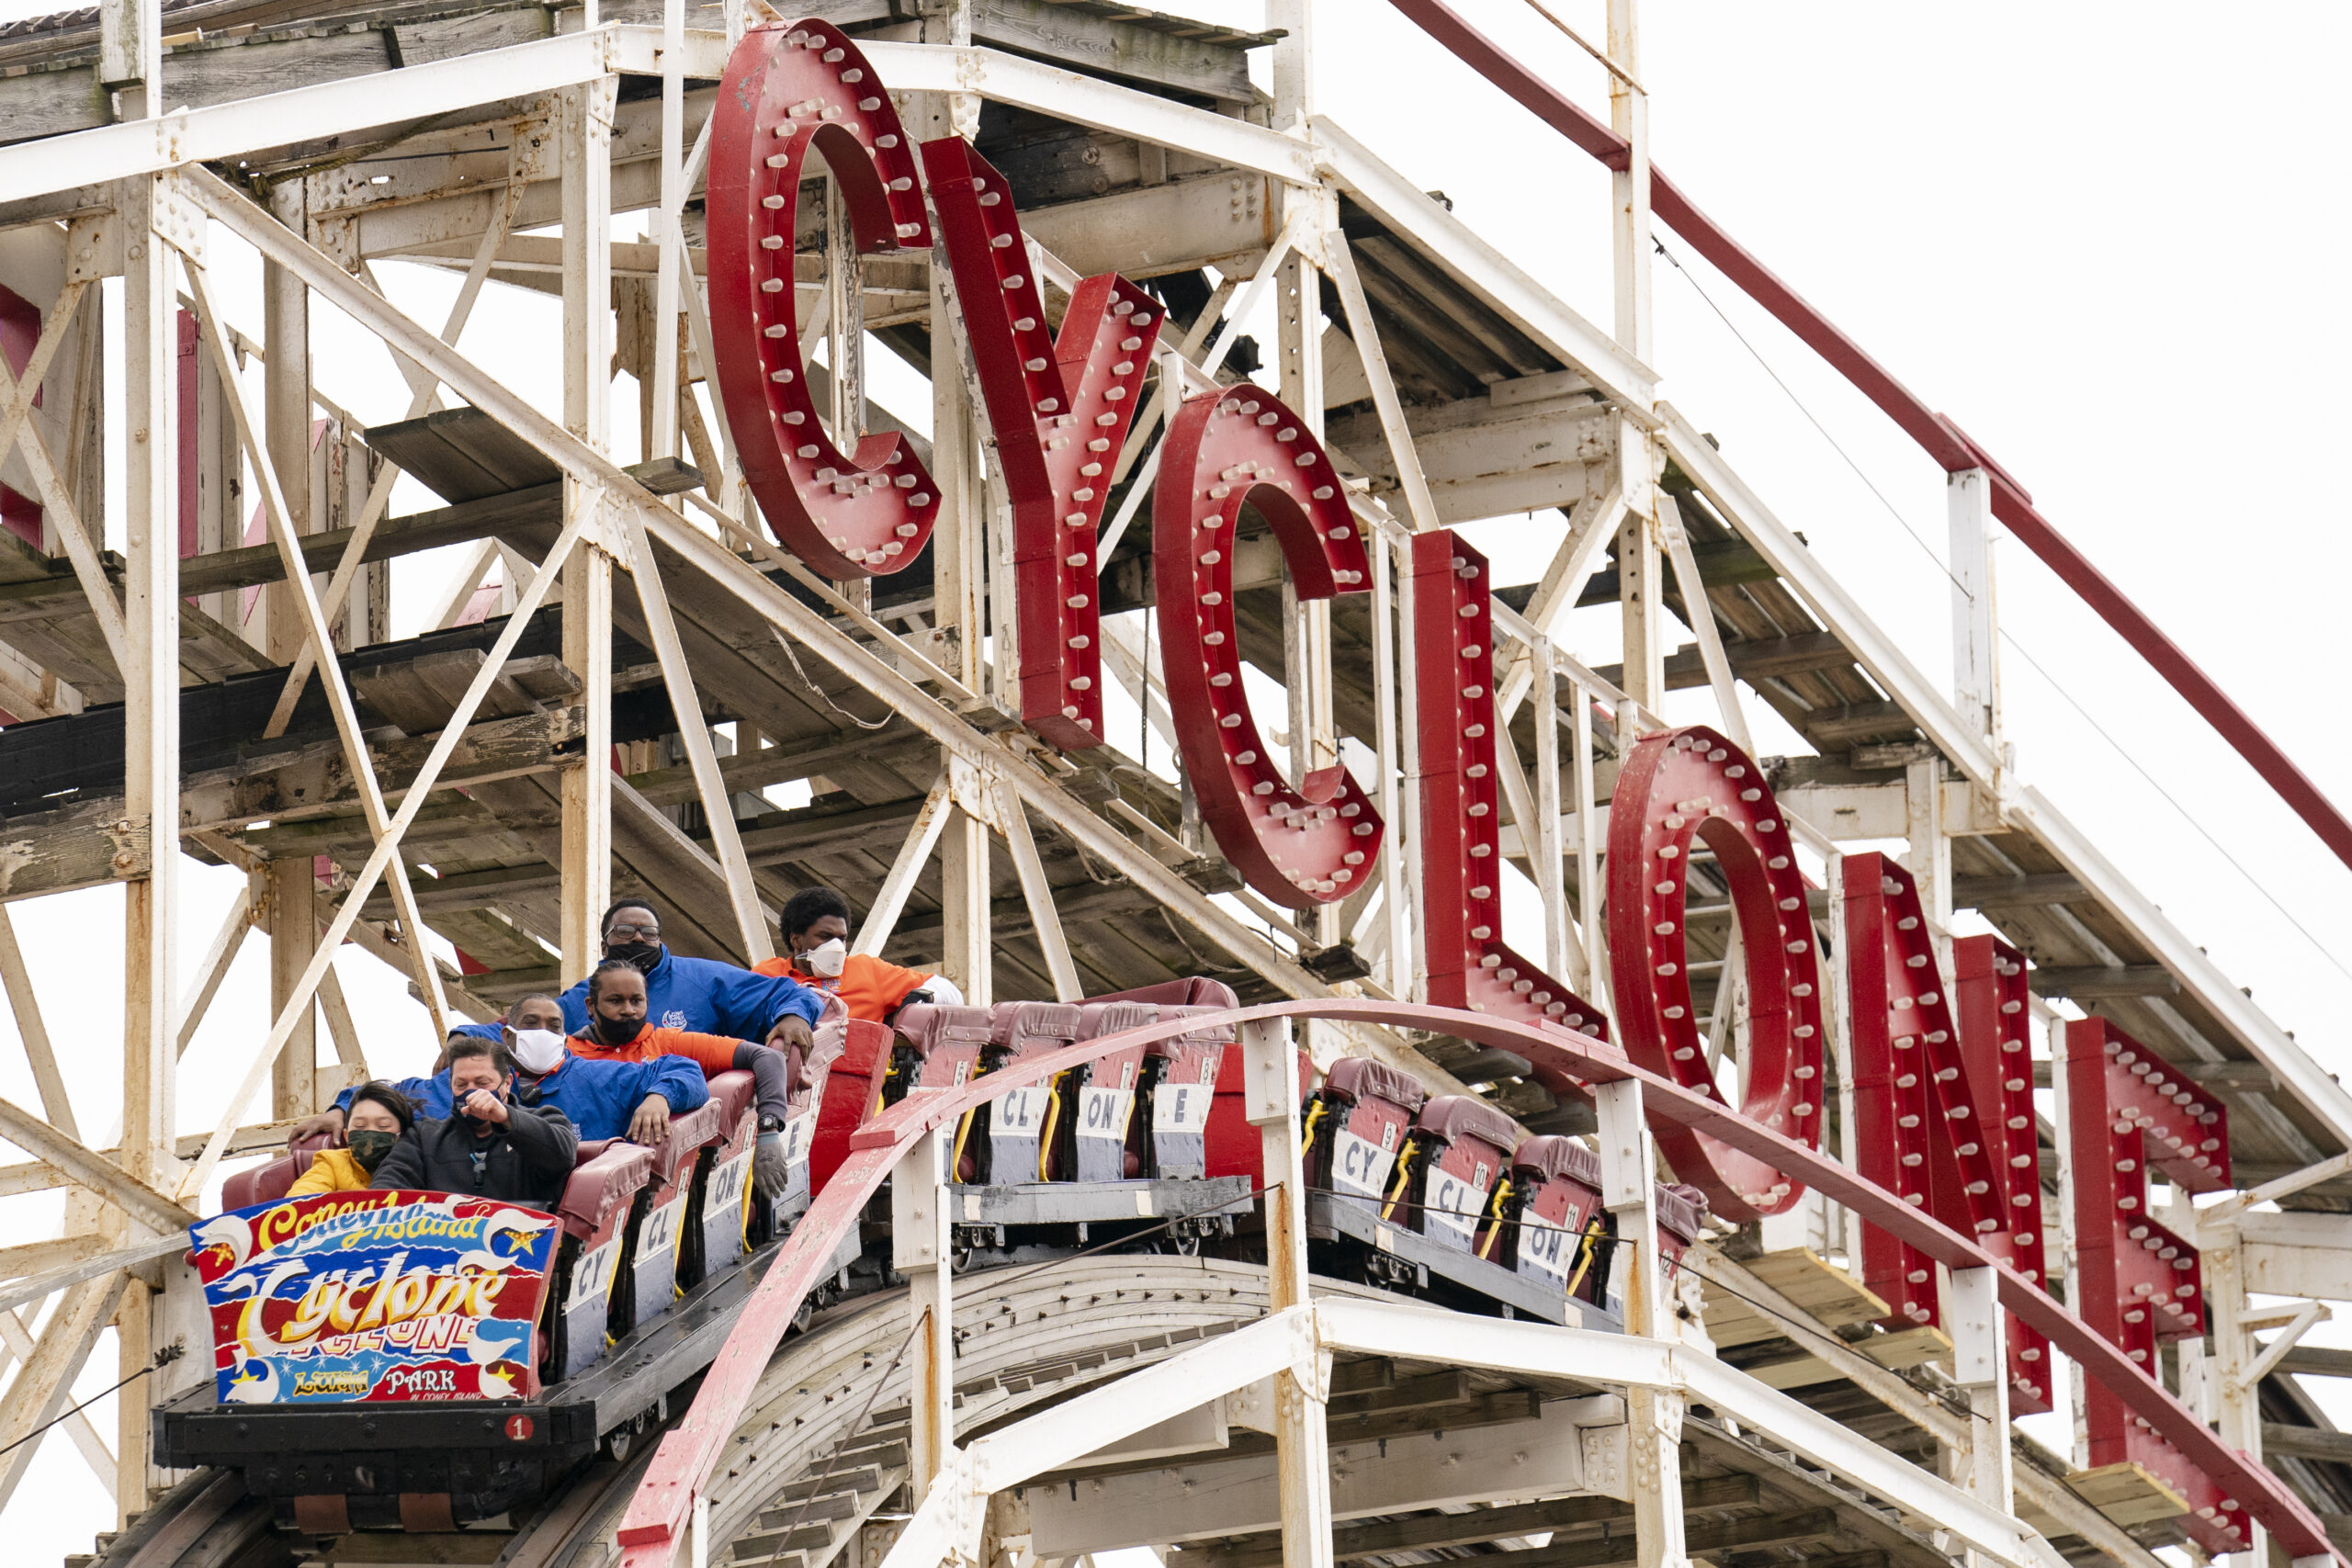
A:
[368,1037,578,1208]
[553,899,823,1057]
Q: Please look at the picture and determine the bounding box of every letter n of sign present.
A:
[2064,1015,2245,1555]
[1842,854,2052,1410]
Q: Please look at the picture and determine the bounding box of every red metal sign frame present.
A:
[1606,726,1821,1222]
[707,21,941,581]
[1409,530,1605,1035]
[922,138,1162,749]
[1150,384,1379,909]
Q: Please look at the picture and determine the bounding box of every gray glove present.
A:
[753,1131,792,1201]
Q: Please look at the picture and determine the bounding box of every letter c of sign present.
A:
[1152,387,1382,908]
[707,22,939,580]
[1607,727,1823,1221]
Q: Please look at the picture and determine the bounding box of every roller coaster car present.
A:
[1301,1056,1429,1203]
[936,995,1260,1248]
[1301,1084,1712,1327]
[545,1140,657,1382]
[160,977,1712,1534]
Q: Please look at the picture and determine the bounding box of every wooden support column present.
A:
[918,7,987,1009]
[117,171,179,1522]
[1948,1265,2015,1535]
[1905,752,1951,970]
[825,172,869,615]
[1598,1077,1688,1568]
[98,0,159,118]
[1950,467,1999,753]
[264,177,320,1118]
[892,1126,954,1502]
[1617,504,1665,720]
[1269,0,1338,949]
[1242,1016,1331,1568]
[264,862,319,1116]
[560,76,616,977]
[1607,0,1663,730]
[2205,1224,2262,1568]
[941,807,991,1007]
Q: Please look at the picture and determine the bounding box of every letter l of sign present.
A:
[922,137,1162,750]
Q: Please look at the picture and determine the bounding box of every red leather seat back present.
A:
[1060,1002,1160,1181]
[707,1069,758,1130]
[546,1141,656,1381]
[681,1071,762,1290]
[972,1004,1081,1184]
[1655,1181,1710,1257]
[896,1004,994,1089]
[224,1152,313,1211]
[808,1019,898,1197]
[556,1142,657,1240]
[223,1131,337,1210]
[1410,1096,1516,1251]
[1309,1057,1426,1202]
[1080,976,1238,1010]
[989,1001,1081,1055]
[1503,1134,1604,1284]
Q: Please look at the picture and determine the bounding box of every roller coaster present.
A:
[119,981,1709,1563]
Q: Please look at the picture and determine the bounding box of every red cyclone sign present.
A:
[673,26,2285,1547]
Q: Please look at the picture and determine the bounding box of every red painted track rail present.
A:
[1383,0,2352,878]
[613,1000,2336,1566]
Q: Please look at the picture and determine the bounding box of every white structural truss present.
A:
[0,4,2346,1568]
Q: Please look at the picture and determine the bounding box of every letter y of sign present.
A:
[922,138,1162,750]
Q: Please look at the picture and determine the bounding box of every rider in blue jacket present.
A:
[310,995,708,1145]
[555,898,822,1052]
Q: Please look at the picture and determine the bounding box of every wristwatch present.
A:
[757,1114,788,1134]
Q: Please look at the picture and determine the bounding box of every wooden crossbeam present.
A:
[1951,873,2088,908]
[0,1097,194,1231]
[2028,965,2179,1000]
[1177,1474,1762,1568]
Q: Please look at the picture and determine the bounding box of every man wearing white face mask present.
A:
[754,887,960,1023]
[295,994,709,1146]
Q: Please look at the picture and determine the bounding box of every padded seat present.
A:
[989,1002,1081,1054]
[1083,977,1240,1010]
[1322,1057,1428,1117]
[556,1142,656,1239]
[1510,1134,1600,1190]
[1414,1095,1519,1154]
[894,1003,993,1056]
[1077,1000,1160,1038]
[1656,1182,1710,1247]
[707,1069,758,1129]
[221,1132,335,1211]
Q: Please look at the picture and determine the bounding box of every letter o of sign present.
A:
[707,22,940,580]
[1153,386,1380,908]
[1606,726,1822,1221]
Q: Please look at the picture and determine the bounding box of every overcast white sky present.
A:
[4,3,2350,1558]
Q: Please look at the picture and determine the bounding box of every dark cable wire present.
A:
[0,1342,185,1461]
[1996,635,2352,988]
[1655,234,2352,990]
[1654,238,1973,604]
